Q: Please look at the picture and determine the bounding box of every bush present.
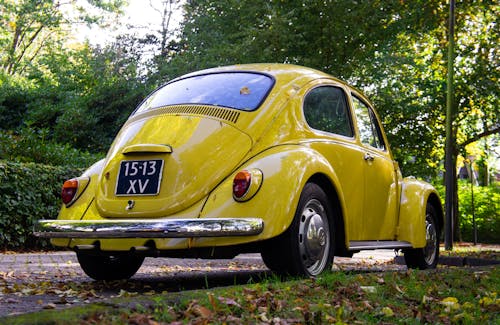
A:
[0,73,34,130]
[457,181,499,244]
[435,180,500,244]
[0,128,103,168]
[0,161,83,250]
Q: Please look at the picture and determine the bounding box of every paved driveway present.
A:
[0,250,402,317]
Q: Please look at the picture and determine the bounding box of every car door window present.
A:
[352,96,385,150]
[303,86,353,137]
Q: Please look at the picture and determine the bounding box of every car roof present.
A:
[177,63,346,86]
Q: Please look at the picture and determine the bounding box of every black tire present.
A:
[261,183,335,277]
[404,204,440,269]
[77,253,144,280]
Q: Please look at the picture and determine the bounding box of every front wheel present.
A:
[404,204,440,269]
[261,183,335,277]
[77,253,144,280]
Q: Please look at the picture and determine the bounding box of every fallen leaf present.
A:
[441,297,460,312]
[218,296,241,309]
[393,284,404,294]
[360,286,377,293]
[381,306,394,317]
[362,300,374,310]
[240,86,251,95]
[422,295,434,304]
[127,313,159,325]
[192,304,213,319]
[117,289,137,297]
[259,312,269,322]
[207,293,218,311]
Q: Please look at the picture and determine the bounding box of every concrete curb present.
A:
[394,255,500,267]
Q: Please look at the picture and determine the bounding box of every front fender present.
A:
[198,144,342,245]
[398,177,443,248]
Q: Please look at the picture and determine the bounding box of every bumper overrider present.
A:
[34,218,264,239]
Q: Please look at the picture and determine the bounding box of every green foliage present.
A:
[164,0,442,80]
[0,72,35,129]
[358,0,499,178]
[0,160,83,249]
[0,129,103,168]
[1,0,126,76]
[435,181,500,243]
[0,43,150,153]
[457,181,499,244]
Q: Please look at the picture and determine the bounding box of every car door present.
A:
[351,95,399,240]
[302,84,365,238]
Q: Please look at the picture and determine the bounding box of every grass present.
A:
[3,266,499,324]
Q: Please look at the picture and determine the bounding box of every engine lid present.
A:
[95,112,252,218]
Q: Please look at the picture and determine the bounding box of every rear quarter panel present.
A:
[195,144,344,247]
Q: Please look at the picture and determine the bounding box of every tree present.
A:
[0,0,125,76]
[24,40,150,152]
[150,0,183,57]
[161,0,443,79]
[354,1,499,180]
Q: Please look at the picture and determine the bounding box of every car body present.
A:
[35,64,443,280]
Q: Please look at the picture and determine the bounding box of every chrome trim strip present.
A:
[348,240,413,250]
[34,218,264,239]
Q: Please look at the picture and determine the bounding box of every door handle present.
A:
[364,153,375,162]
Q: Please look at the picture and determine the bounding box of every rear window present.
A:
[135,72,274,113]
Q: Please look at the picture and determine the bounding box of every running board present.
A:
[349,240,413,251]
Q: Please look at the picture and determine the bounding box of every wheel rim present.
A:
[298,198,330,276]
[423,214,437,265]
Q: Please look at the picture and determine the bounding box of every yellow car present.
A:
[35,64,443,280]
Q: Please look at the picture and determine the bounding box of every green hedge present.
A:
[0,129,103,168]
[0,161,83,249]
[457,181,499,244]
[435,181,500,244]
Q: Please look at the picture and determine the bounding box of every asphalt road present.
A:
[0,250,401,317]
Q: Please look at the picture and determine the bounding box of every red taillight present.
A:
[233,170,251,199]
[232,169,263,202]
[61,179,78,205]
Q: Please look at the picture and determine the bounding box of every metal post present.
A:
[444,0,456,250]
[468,159,477,245]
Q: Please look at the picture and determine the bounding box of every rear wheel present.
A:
[77,253,144,280]
[261,183,335,277]
[404,204,440,269]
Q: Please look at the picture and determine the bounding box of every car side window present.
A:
[352,95,385,150]
[303,86,353,137]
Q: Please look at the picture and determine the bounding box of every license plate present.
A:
[115,159,164,196]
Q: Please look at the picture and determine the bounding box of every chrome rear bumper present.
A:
[34,218,264,239]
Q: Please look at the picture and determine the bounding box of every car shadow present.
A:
[78,269,274,296]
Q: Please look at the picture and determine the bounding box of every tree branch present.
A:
[459,124,500,147]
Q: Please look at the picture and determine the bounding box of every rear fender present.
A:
[397,177,443,248]
[51,159,105,247]
[197,144,344,246]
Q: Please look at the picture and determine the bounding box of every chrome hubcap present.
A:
[423,215,437,265]
[298,199,330,276]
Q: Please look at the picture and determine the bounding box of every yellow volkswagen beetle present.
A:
[35,64,443,280]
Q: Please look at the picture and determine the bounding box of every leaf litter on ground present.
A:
[3,266,497,324]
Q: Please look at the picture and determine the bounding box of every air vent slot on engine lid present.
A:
[144,105,241,124]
